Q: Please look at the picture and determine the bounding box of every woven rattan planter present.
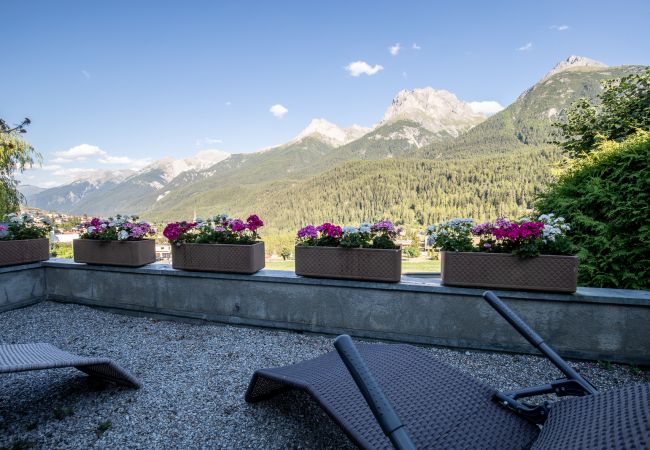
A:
[171,241,265,274]
[0,238,49,267]
[295,246,401,283]
[73,239,156,267]
[440,251,579,293]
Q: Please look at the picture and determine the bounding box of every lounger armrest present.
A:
[334,335,417,450]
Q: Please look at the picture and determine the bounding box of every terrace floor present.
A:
[1,302,647,449]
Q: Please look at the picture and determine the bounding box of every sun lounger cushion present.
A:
[246,343,539,449]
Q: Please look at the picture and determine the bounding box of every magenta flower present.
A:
[246,215,264,231]
[229,218,247,232]
[317,222,342,238]
[163,223,182,241]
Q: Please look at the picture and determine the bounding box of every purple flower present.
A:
[371,220,395,233]
[297,225,318,239]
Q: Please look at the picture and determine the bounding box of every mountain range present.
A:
[21,56,648,232]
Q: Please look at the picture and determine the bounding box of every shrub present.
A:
[537,131,650,289]
[402,246,419,258]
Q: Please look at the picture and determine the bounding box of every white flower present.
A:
[343,226,359,234]
[117,230,129,240]
[87,226,96,234]
[100,223,107,228]
[359,223,372,233]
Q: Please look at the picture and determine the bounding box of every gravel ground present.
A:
[1,302,647,450]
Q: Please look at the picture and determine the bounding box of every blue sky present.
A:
[3,0,649,187]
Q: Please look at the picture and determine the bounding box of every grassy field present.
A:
[265,257,441,273]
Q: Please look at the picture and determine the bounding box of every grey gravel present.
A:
[1,302,647,449]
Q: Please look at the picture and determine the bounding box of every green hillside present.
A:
[416,65,647,159]
[145,146,561,233]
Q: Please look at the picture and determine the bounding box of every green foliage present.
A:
[0,118,40,216]
[402,246,419,258]
[537,131,650,289]
[262,232,295,257]
[51,242,74,258]
[280,247,291,260]
[554,69,650,157]
[95,420,112,437]
[404,230,421,258]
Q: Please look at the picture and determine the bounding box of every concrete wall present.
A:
[40,260,650,365]
[0,263,47,312]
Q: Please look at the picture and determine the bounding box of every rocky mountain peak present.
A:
[379,87,486,136]
[541,55,608,82]
[73,169,136,186]
[141,150,230,182]
[292,118,371,147]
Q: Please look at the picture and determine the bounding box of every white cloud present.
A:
[51,157,73,164]
[36,180,64,188]
[98,156,151,168]
[550,25,569,31]
[517,42,533,51]
[412,43,421,50]
[55,144,106,160]
[389,43,401,56]
[225,101,232,106]
[196,137,223,146]
[40,164,63,171]
[345,61,384,77]
[269,104,288,118]
[81,70,90,79]
[469,101,505,116]
[52,167,100,177]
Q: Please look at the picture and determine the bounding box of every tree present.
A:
[280,247,291,260]
[0,117,40,215]
[537,131,649,289]
[554,69,650,158]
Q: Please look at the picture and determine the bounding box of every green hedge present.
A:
[537,131,650,289]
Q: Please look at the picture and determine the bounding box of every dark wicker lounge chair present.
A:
[246,291,649,449]
[0,343,141,388]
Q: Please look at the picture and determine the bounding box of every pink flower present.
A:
[90,218,101,227]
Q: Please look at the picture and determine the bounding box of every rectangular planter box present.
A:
[295,246,401,283]
[171,241,265,274]
[0,238,49,267]
[73,239,156,267]
[441,251,579,293]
